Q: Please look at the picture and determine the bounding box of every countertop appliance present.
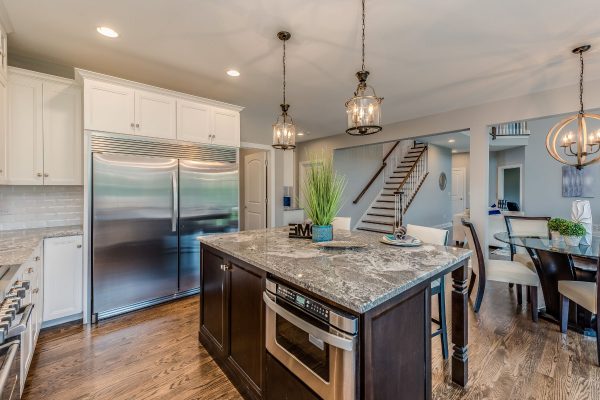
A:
[263,278,358,400]
[0,265,35,399]
[91,135,238,321]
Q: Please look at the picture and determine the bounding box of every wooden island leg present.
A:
[451,261,469,387]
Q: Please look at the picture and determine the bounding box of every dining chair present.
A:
[504,215,550,304]
[558,256,600,365]
[332,217,352,231]
[406,224,450,359]
[462,220,540,320]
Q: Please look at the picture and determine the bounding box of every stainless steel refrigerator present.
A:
[92,150,238,321]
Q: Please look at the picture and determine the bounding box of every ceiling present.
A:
[422,131,529,153]
[4,0,600,143]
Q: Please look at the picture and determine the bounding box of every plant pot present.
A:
[564,235,582,247]
[312,225,333,242]
[551,231,562,245]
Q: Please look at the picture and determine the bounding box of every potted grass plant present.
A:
[301,151,346,242]
[548,218,568,244]
[559,220,586,247]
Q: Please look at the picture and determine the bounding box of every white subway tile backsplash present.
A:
[0,186,83,231]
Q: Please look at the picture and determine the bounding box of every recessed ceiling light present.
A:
[297,132,305,136]
[97,26,119,38]
[448,139,455,143]
[226,69,240,77]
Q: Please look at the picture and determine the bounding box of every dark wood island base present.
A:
[199,244,469,400]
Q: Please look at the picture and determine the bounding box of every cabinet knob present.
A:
[34,256,40,261]
[36,173,42,177]
[77,244,82,248]
[220,264,230,271]
[32,288,39,294]
[27,267,34,273]
[44,173,49,178]
[131,122,135,128]
[136,123,140,128]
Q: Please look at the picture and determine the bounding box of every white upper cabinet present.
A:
[84,80,135,135]
[0,78,6,184]
[176,99,211,143]
[0,20,8,81]
[212,107,240,147]
[5,68,82,185]
[43,81,82,185]
[77,69,243,147]
[7,73,44,185]
[135,89,176,139]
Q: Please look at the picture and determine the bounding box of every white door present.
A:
[135,89,176,139]
[244,151,267,230]
[212,107,240,147]
[0,78,6,183]
[84,80,135,134]
[176,99,211,143]
[451,168,466,215]
[42,81,82,185]
[7,74,44,185]
[43,236,83,322]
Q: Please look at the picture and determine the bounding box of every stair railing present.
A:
[353,141,401,204]
[396,146,429,212]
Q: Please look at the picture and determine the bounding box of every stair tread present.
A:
[367,213,395,217]
[356,227,392,234]
[372,206,394,210]
[362,220,393,226]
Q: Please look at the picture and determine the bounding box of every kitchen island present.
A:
[199,227,471,400]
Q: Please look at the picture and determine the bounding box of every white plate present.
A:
[313,241,368,250]
[380,235,422,247]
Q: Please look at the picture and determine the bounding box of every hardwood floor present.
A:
[23,282,600,400]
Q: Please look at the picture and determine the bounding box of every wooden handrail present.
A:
[396,145,427,192]
[353,141,400,204]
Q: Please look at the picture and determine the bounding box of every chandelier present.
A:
[546,45,600,169]
[345,0,383,136]
[272,31,296,150]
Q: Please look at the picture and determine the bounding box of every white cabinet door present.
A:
[84,80,135,135]
[0,78,6,183]
[212,107,240,147]
[135,89,176,139]
[176,99,211,143]
[7,74,44,185]
[43,236,83,322]
[42,82,82,185]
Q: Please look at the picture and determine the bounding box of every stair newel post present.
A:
[394,191,404,235]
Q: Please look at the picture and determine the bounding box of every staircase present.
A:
[356,142,429,234]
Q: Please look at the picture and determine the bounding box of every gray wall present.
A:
[404,144,453,227]
[332,143,384,227]
[523,116,600,223]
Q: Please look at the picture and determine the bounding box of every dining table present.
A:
[494,232,599,335]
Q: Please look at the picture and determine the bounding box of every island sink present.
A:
[198,228,471,400]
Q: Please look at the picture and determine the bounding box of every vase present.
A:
[564,235,582,247]
[550,231,561,245]
[312,225,333,242]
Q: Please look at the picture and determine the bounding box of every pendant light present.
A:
[345,0,383,136]
[272,31,296,150]
[546,45,600,169]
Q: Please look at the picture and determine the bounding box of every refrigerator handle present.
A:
[172,171,178,232]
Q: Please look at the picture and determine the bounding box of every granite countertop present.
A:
[199,227,472,313]
[0,225,84,268]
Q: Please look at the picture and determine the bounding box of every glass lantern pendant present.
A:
[272,31,296,150]
[273,104,296,150]
[546,45,600,169]
[345,0,383,136]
